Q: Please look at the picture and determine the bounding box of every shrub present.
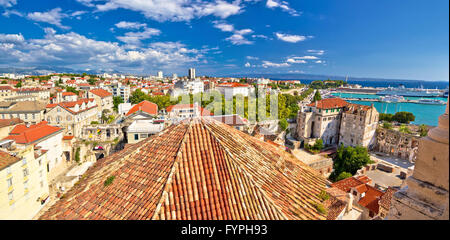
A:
[318,190,330,201]
[104,176,115,186]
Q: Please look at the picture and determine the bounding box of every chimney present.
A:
[346,192,353,213]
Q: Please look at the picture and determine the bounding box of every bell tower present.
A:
[388,96,449,220]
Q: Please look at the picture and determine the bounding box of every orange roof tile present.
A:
[90,89,112,98]
[357,186,384,214]
[331,176,372,193]
[0,150,20,171]
[4,121,63,144]
[126,100,158,116]
[307,98,349,109]
[216,82,250,88]
[41,118,327,220]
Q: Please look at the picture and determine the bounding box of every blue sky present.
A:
[0,0,448,81]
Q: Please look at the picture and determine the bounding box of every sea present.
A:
[272,77,448,126]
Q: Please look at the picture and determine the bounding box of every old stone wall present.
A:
[374,128,419,163]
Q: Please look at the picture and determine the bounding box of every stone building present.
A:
[0,101,47,125]
[388,97,449,220]
[45,99,98,138]
[295,98,379,148]
[375,127,420,163]
[339,103,379,149]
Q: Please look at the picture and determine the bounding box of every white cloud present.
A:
[116,27,161,45]
[307,49,325,55]
[262,60,290,68]
[27,8,70,29]
[212,21,234,32]
[244,62,251,67]
[115,21,147,29]
[252,34,268,39]
[213,21,254,45]
[275,32,307,43]
[246,56,259,60]
[266,0,300,16]
[291,55,318,60]
[226,30,253,45]
[286,58,306,64]
[0,28,207,73]
[78,0,243,22]
[0,0,16,7]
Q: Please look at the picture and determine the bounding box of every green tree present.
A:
[399,124,412,134]
[312,139,324,151]
[379,113,394,122]
[15,81,22,88]
[75,147,80,163]
[130,89,148,104]
[330,145,372,182]
[279,118,288,131]
[1,80,6,84]
[313,90,322,102]
[335,172,352,182]
[113,96,124,112]
[65,86,79,95]
[392,111,415,124]
[419,124,428,137]
[382,122,393,129]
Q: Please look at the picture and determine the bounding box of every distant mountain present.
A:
[0,66,121,75]
[225,73,447,83]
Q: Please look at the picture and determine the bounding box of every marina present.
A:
[330,92,448,126]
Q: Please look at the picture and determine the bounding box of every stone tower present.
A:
[388,96,449,220]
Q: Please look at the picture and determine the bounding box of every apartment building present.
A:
[0,146,49,220]
[0,101,47,125]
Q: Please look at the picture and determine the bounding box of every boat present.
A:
[376,84,441,97]
[417,99,446,105]
[380,95,404,103]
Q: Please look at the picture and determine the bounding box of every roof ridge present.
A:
[199,118,290,219]
[201,118,327,219]
[151,122,192,220]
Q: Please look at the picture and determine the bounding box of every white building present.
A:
[157,71,163,79]
[216,82,251,100]
[171,79,204,97]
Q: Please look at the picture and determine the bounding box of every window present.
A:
[40,180,44,188]
[8,191,13,201]
[22,158,27,166]
[7,178,13,188]
[134,134,139,140]
[24,180,28,190]
[6,166,11,175]
[23,168,29,177]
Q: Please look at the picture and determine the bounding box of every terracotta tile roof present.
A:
[126,100,158,116]
[0,150,20,171]
[379,187,397,210]
[4,121,63,144]
[307,98,349,109]
[216,82,250,88]
[62,92,76,96]
[323,195,346,220]
[90,89,112,98]
[62,136,74,140]
[0,118,23,128]
[206,114,247,127]
[0,101,46,113]
[40,118,328,220]
[46,99,97,115]
[330,176,372,193]
[344,103,372,113]
[357,186,384,214]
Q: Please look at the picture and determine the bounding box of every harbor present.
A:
[327,91,448,126]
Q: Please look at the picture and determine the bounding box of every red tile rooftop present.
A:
[4,121,63,145]
[90,89,112,98]
[126,100,158,116]
[307,98,350,109]
[40,118,328,220]
[0,150,20,171]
